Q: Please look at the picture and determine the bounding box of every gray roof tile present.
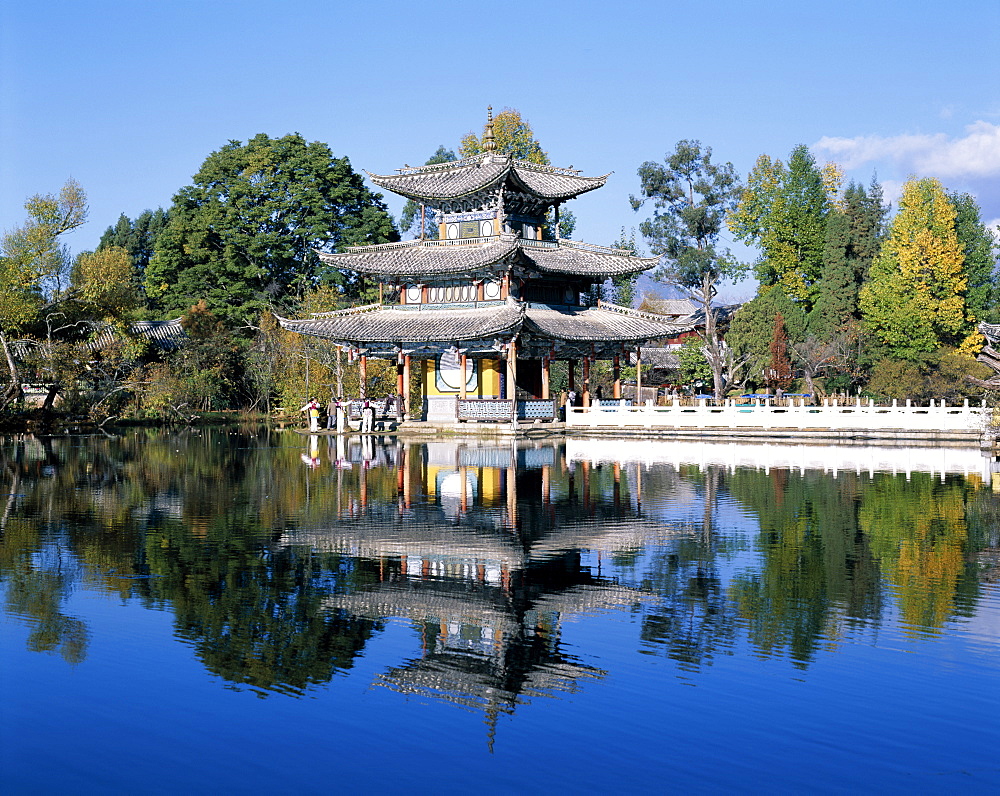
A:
[318,236,654,280]
[368,154,608,203]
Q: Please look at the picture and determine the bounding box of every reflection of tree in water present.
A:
[147,538,383,696]
[859,472,983,634]
[726,468,885,666]
[635,466,739,670]
[1,437,90,664]
[4,430,998,697]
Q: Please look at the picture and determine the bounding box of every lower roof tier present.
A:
[317,234,657,281]
[276,300,690,359]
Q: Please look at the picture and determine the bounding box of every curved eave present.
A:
[523,305,689,343]
[367,160,509,202]
[317,238,518,278]
[276,304,523,345]
[508,163,609,201]
[522,243,657,278]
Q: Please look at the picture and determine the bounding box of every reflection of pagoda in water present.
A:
[281,440,688,740]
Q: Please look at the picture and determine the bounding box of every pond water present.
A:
[2,429,999,793]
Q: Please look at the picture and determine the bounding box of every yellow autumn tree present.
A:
[459,107,549,165]
[859,178,970,359]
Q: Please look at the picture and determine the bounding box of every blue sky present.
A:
[3,0,998,303]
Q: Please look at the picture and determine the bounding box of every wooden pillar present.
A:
[541,355,550,400]
[359,355,367,400]
[635,347,642,404]
[396,356,404,398]
[460,352,467,400]
[506,339,517,402]
[613,354,621,399]
[582,356,591,407]
[403,355,411,419]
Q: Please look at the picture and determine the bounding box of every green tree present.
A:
[677,335,713,387]
[726,287,807,389]
[145,133,398,328]
[948,192,998,324]
[729,145,832,309]
[631,140,744,398]
[808,180,887,339]
[97,208,169,300]
[0,179,88,407]
[399,146,457,239]
[859,178,969,360]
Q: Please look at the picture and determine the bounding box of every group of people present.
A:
[301,396,403,433]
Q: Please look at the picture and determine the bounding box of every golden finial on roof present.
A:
[483,106,496,153]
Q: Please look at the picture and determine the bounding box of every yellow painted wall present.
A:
[424,357,502,398]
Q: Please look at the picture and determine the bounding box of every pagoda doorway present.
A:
[515,359,543,399]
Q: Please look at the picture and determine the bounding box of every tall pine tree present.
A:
[808,179,886,338]
[948,192,998,325]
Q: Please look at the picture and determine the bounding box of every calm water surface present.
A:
[2,429,998,794]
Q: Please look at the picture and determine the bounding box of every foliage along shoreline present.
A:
[2,110,997,424]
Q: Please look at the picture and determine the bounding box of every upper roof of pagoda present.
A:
[367,153,609,205]
[317,234,657,280]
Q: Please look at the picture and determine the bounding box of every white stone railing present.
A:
[565,438,998,480]
[566,397,995,435]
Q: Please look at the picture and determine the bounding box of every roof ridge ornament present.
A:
[483,106,496,153]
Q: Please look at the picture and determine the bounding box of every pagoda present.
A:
[278,109,689,423]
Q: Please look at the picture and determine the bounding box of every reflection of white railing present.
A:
[565,438,997,480]
[567,398,993,435]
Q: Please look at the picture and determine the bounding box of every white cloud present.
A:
[815,121,1000,179]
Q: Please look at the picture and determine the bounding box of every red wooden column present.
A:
[403,355,411,419]
[582,356,591,407]
[541,355,550,400]
[613,354,621,399]
[359,355,368,400]
[635,347,642,404]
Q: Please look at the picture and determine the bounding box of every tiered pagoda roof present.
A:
[278,116,691,362]
[316,235,656,280]
[280,299,689,358]
[367,153,609,204]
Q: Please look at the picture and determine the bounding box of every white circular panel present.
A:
[447,223,459,240]
[483,280,501,300]
[480,220,494,237]
[406,285,421,303]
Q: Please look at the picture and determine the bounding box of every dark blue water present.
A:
[2,429,998,793]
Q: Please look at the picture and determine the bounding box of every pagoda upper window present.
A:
[402,279,503,305]
[444,218,496,240]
